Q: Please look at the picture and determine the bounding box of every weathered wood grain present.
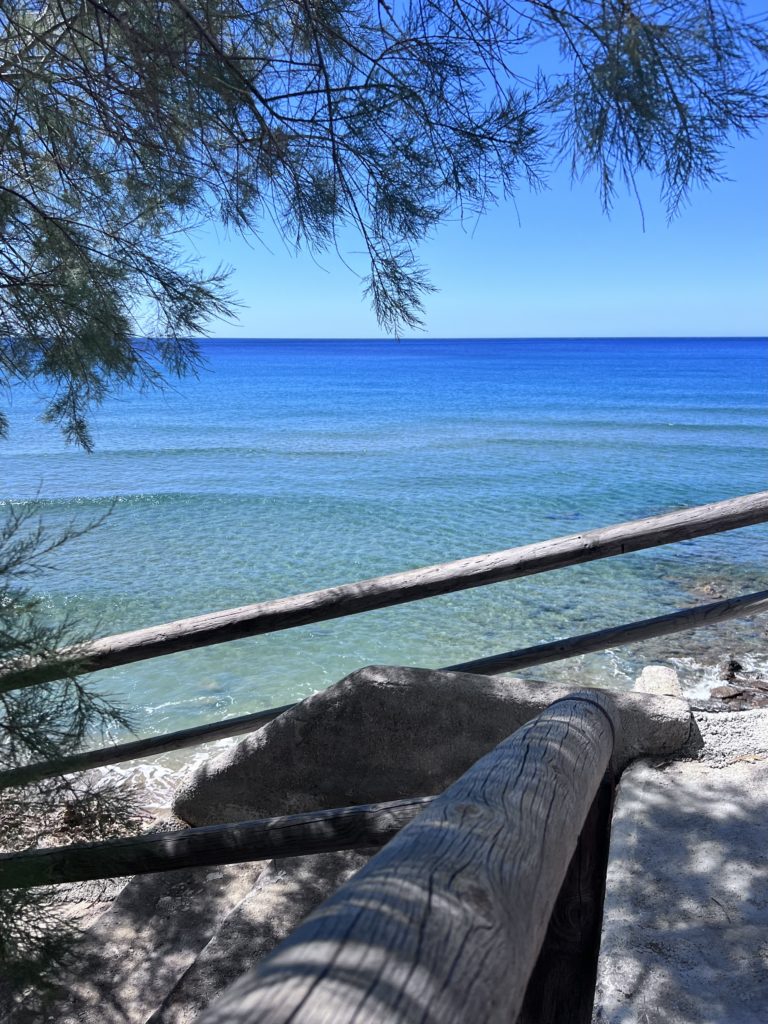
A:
[2,491,766,691]
[0,797,434,890]
[447,588,768,676]
[196,690,617,1024]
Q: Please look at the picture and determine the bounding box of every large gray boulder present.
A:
[174,665,691,827]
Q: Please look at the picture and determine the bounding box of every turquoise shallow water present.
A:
[2,338,767,755]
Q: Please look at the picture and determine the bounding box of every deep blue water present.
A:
[2,338,767,752]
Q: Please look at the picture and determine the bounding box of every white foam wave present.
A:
[68,734,243,817]
[669,651,768,701]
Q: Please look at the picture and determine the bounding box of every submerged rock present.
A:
[710,656,768,709]
[718,655,743,681]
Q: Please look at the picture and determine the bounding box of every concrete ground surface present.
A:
[593,707,768,1024]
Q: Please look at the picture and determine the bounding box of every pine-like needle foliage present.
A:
[0,505,141,1004]
[0,1,766,442]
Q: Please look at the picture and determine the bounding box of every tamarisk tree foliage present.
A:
[0,0,766,445]
[0,505,140,999]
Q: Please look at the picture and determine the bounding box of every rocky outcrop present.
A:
[5,850,370,1024]
[708,656,768,709]
[173,665,691,827]
[4,859,265,1024]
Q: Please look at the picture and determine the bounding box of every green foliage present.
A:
[547,1,768,212]
[0,504,141,1004]
[0,1,765,443]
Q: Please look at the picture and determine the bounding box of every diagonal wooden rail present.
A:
[2,490,767,694]
[0,796,434,890]
[194,691,618,1024]
[446,587,768,676]
[1,586,765,788]
[0,703,295,789]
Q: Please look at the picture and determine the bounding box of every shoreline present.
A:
[43,645,768,831]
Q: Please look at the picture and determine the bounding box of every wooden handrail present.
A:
[1,587,764,787]
[447,588,768,676]
[195,691,617,1024]
[2,490,767,692]
[0,797,434,890]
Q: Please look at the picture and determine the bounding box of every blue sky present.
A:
[188,128,767,340]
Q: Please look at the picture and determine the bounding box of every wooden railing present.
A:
[0,491,766,787]
[191,690,617,1024]
[0,796,435,890]
[2,497,763,1021]
[0,691,617,1023]
[3,490,767,693]
[1,585,765,789]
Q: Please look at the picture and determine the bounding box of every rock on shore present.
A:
[173,664,691,827]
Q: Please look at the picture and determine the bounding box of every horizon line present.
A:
[194,334,768,341]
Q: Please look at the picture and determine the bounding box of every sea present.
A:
[2,338,767,801]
